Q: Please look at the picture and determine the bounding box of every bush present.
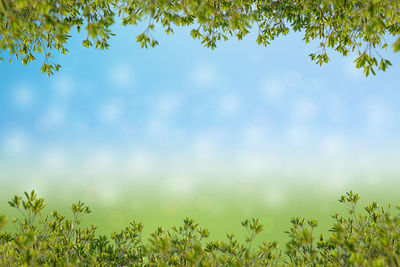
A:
[0,190,399,266]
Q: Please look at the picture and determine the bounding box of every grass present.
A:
[1,189,400,265]
[1,178,399,246]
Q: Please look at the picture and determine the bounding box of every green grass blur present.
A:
[1,175,399,247]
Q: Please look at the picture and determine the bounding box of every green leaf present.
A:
[1,0,400,76]
[392,37,400,52]
[0,214,7,230]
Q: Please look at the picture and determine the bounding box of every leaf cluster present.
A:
[1,190,400,266]
[286,191,400,266]
[1,0,400,76]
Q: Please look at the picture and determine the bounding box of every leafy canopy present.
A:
[1,0,400,76]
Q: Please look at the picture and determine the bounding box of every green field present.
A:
[1,174,399,246]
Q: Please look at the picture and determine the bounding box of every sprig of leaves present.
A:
[1,0,400,76]
[1,190,400,265]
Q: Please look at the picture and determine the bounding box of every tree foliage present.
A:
[1,0,400,76]
[1,190,400,265]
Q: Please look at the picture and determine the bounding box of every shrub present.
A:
[0,190,399,266]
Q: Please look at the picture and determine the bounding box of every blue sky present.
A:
[1,24,400,196]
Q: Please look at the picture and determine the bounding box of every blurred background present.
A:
[1,23,400,244]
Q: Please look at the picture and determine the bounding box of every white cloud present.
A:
[83,149,116,175]
[327,95,345,123]
[145,115,177,138]
[284,70,302,87]
[250,51,263,63]
[292,98,319,121]
[218,94,241,117]
[125,151,155,175]
[41,147,68,173]
[286,125,310,145]
[52,75,75,97]
[2,130,29,156]
[99,98,126,123]
[35,107,67,131]
[242,121,270,147]
[319,135,345,157]
[260,79,284,99]
[260,71,301,101]
[364,96,390,129]
[190,63,218,89]
[239,153,268,174]
[191,130,222,166]
[109,63,135,90]
[12,84,35,108]
[146,118,163,136]
[154,92,184,116]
